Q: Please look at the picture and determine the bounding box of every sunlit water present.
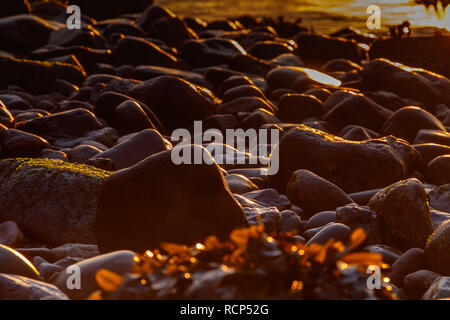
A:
[156,0,450,34]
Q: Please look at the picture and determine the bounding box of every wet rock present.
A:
[41,148,68,161]
[249,40,295,60]
[425,221,450,275]
[136,5,175,34]
[322,58,362,73]
[112,36,178,68]
[348,188,382,206]
[133,65,210,88]
[0,128,49,158]
[226,174,259,194]
[242,108,281,130]
[364,244,401,265]
[381,106,446,143]
[369,36,450,78]
[244,205,282,234]
[111,100,156,135]
[0,221,25,247]
[37,262,62,282]
[361,58,450,110]
[243,188,290,211]
[0,94,31,111]
[70,0,154,20]
[48,25,106,49]
[270,125,420,193]
[0,244,39,279]
[278,94,325,123]
[426,155,450,185]
[403,269,441,299]
[50,244,99,261]
[266,66,341,91]
[217,97,275,115]
[0,56,85,94]
[95,145,247,253]
[223,85,265,102]
[322,91,392,133]
[341,125,378,141]
[413,143,450,170]
[92,129,170,171]
[431,210,450,230]
[287,169,353,219]
[335,204,380,244]
[55,250,136,300]
[429,184,450,213]
[368,179,433,250]
[280,210,302,233]
[0,273,68,300]
[68,145,102,164]
[16,108,103,142]
[271,53,304,67]
[0,14,57,51]
[0,158,111,246]
[149,16,198,49]
[388,248,425,287]
[52,127,119,149]
[181,38,246,67]
[305,211,336,230]
[296,33,362,68]
[306,223,351,246]
[128,76,217,132]
[415,129,450,146]
[422,277,450,300]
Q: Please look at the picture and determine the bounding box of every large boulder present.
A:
[361,58,450,110]
[0,244,39,279]
[269,125,420,194]
[95,145,248,253]
[0,158,111,246]
[367,179,433,250]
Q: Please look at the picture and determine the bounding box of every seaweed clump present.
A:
[90,226,397,300]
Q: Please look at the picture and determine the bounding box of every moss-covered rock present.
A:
[0,158,111,246]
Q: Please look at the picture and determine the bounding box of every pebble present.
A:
[403,269,441,299]
[0,273,68,300]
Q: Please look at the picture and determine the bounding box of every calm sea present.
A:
[156,0,450,34]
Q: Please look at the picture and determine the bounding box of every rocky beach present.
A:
[0,0,450,300]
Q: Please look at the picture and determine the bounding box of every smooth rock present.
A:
[403,269,441,299]
[93,129,170,171]
[0,273,68,300]
[388,248,425,287]
[306,223,351,246]
[422,277,450,300]
[270,125,420,193]
[95,145,247,253]
[425,221,450,275]
[0,221,24,247]
[426,155,450,185]
[287,169,354,219]
[0,244,39,279]
[54,250,136,300]
[368,179,433,250]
